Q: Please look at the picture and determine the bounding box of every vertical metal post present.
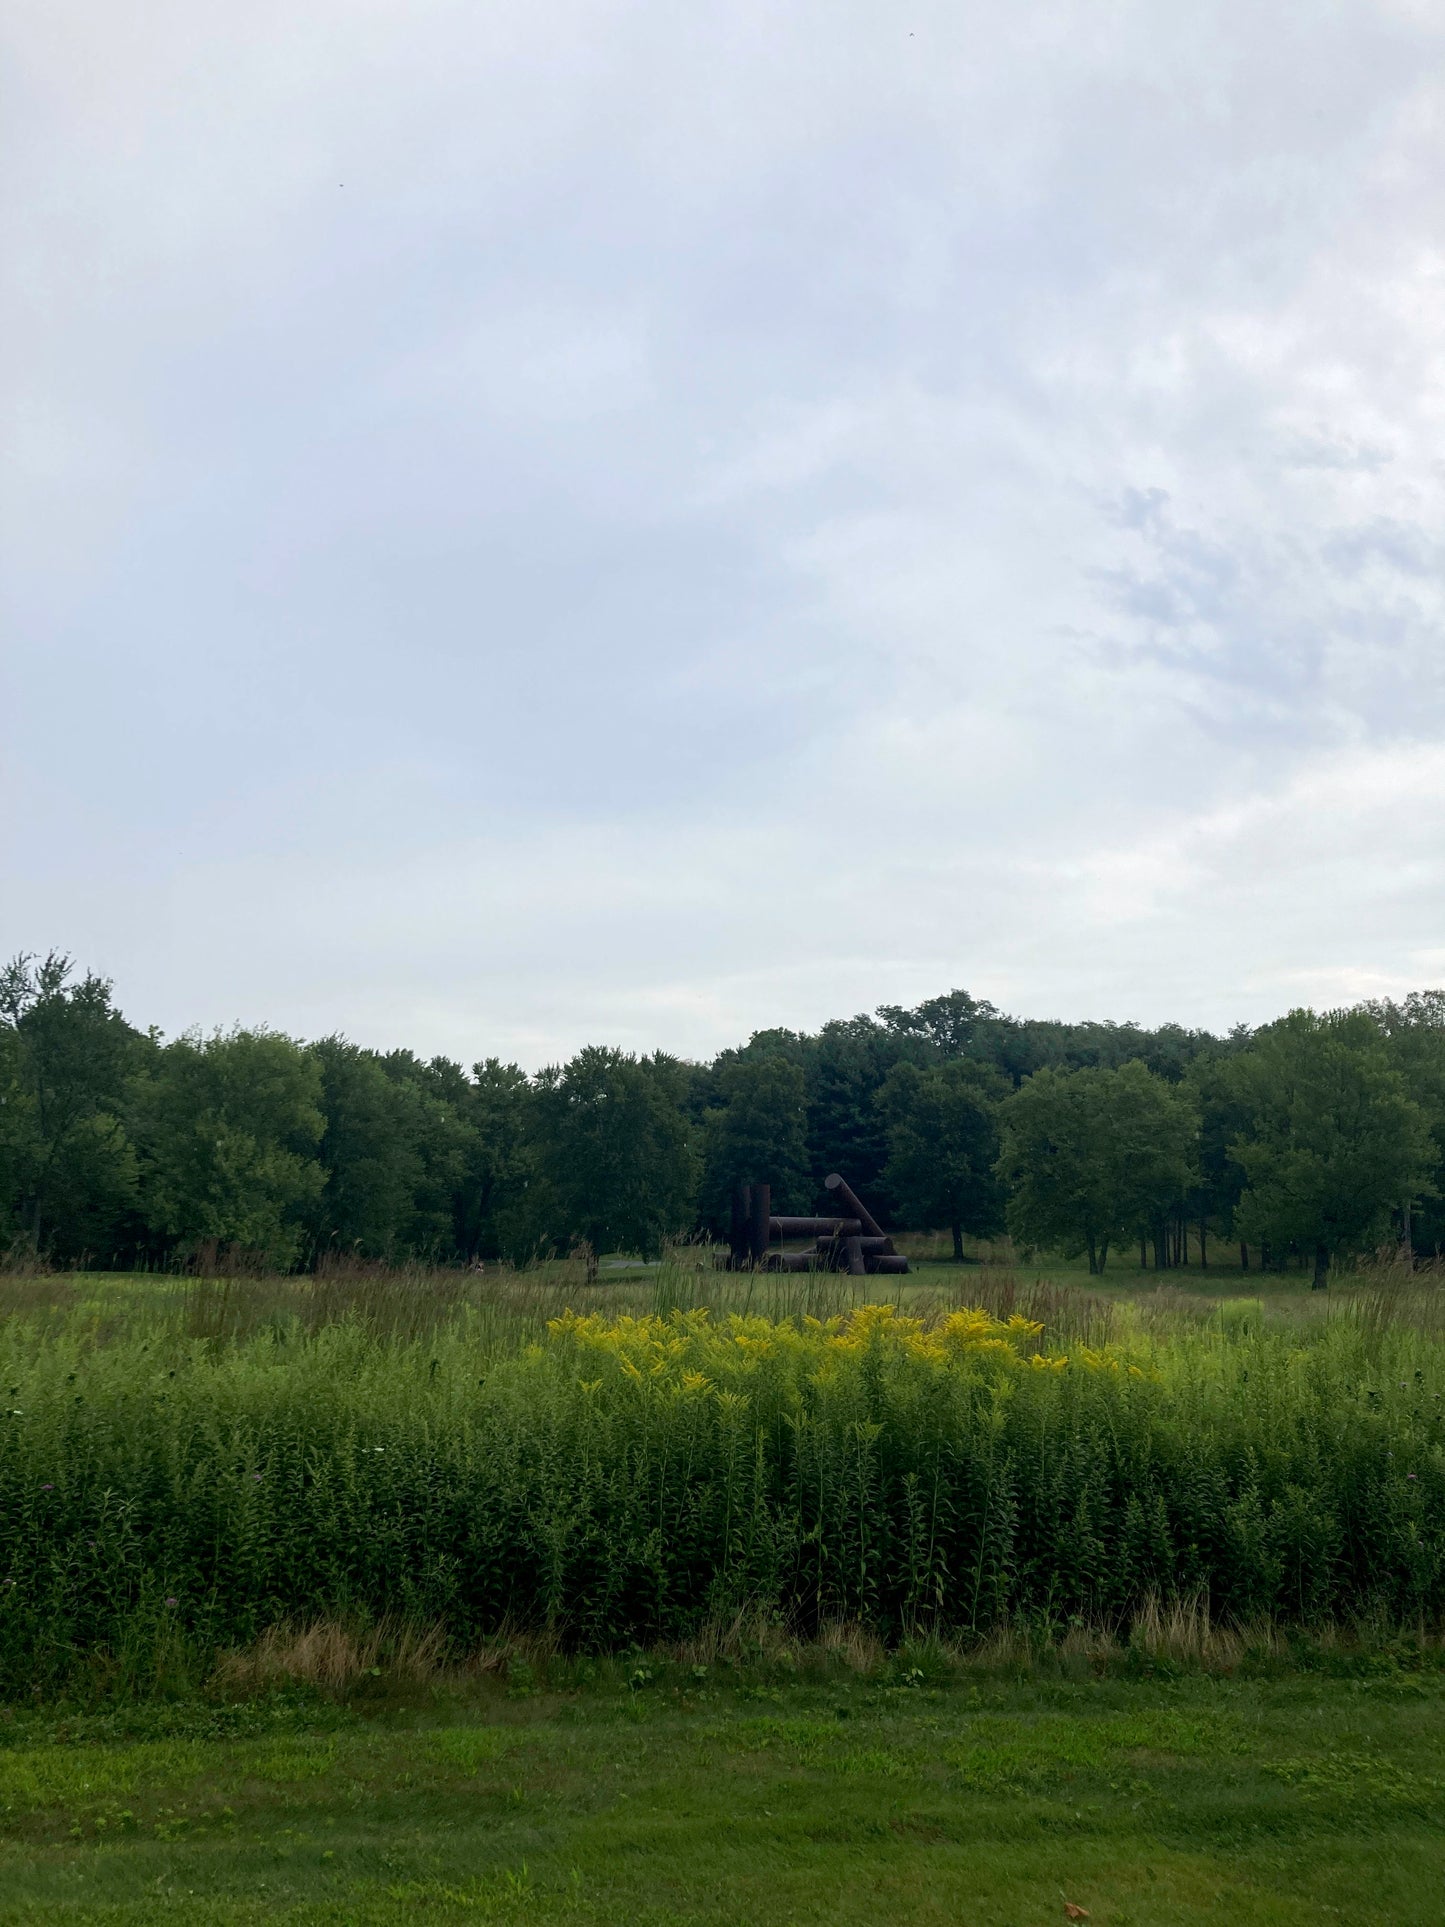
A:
[748,1183,771,1265]
[730,1185,749,1270]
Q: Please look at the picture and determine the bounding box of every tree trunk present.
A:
[1098,1238,1110,1273]
[1199,1218,1208,1268]
[1312,1241,1330,1291]
[1239,1241,1249,1271]
[1152,1226,1166,1270]
[951,1221,964,1263]
[1086,1232,1098,1276]
[1402,1199,1413,1260]
[1139,1233,1148,1268]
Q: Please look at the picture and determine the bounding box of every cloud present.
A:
[3,0,1444,1061]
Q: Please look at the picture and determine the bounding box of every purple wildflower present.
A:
[165,1596,178,1607]
[41,1483,52,1491]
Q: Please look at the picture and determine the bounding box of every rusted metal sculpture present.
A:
[724,1174,909,1274]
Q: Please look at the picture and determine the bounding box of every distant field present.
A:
[896,1231,1323,1293]
[1,1664,1443,1924]
[0,1229,1370,1314]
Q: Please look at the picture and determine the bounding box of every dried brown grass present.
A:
[210,1603,1439,1699]
[1129,1593,1246,1668]
[1338,1249,1445,1342]
[214,1617,450,1693]
[1,1239,53,1277]
[665,1611,887,1674]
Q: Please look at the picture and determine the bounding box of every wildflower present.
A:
[253,1473,262,1481]
[1408,1473,1418,1480]
[165,1597,178,1608]
[41,1483,52,1491]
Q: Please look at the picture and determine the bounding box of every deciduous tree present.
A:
[1228,1010,1435,1288]
[878,1058,1007,1259]
[997,1062,1196,1274]
[534,1047,699,1259]
[0,952,141,1257]
[131,1029,324,1266]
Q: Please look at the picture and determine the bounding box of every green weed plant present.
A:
[0,1278,1442,1695]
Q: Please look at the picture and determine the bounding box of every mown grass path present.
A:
[0,1671,1441,1923]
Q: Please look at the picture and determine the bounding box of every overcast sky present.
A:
[3,0,1443,1066]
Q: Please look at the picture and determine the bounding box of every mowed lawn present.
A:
[0,1670,1442,1925]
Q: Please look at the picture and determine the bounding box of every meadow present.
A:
[1,1253,1443,1920]
[1,1252,1443,1691]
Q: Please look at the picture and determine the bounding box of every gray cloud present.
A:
[3,0,1443,1061]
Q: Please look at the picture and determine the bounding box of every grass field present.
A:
[1,1662,1443,1924]
[2,1252,1443,1920]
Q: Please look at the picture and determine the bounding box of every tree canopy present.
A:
[5,956,1445,1279]
[878,1058,1007,1260]
[997,1062,1197,1273]
[1227,1010,1436,1287]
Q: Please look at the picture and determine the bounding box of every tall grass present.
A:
[0,1267,1442,1695]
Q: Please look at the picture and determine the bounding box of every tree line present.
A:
[3,957,1443,1282]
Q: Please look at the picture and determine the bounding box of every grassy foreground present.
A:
[0,1665,1443,1925]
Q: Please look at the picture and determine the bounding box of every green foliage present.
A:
[306,1039,435,1259]
[701,1052,810,1226]
[532,1048,700,1258]
[0,1293,1442,1692]
[878,1058,1007,1258]
[0,954,142,1258]
[804,1017,910,1209]
[129,1031,325,1267]
[10,953,1445,1276]
[1183,1049,1257,1253]
[462,1058,536,1261]
[1356,991,1445,1254]
[997,1062,1197,1272]
[371,1052,478,1256]
[1229,1011,1436,1286]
